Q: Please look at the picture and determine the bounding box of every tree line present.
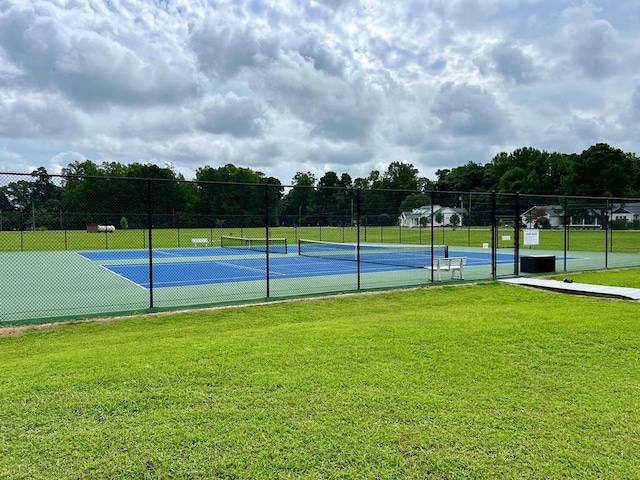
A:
[1,143,639,231]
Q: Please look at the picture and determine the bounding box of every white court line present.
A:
[155,250,184,258]
[98,264,148,289]
[214,260,287,276]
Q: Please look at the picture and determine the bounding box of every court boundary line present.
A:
[98,264,148,290]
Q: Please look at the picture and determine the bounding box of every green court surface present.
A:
[2,244,640,325]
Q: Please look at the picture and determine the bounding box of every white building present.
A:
[610,203,640,223]
[399,205,468,228]
[520,203,640,229]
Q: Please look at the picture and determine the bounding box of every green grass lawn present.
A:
[2,277,640,479]
[550,267,640,288]
[2,226,639,253]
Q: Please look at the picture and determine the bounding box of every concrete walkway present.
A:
[501,277,640,300]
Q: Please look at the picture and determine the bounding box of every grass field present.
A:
[551,268,640,288]
[2,271,640,478]
[1,225,639,253]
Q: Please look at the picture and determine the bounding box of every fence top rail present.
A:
[2,171,640,203]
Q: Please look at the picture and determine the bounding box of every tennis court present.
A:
[75,239,523,290]
[0,237,626,325]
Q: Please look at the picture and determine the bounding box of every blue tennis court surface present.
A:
[104,257,397,288]
[78,247,560,289]
[79,247,252,261]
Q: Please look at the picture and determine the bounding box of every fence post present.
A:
[62,211,68,251]
[20,210,24,251]
[605,199,609,269]
[491,190,497,277]
[356,188,361,290]
[563,196,568,272]
[265,183,270,298]
[467,192,471,247]
[147,178,154,309]
[514,192,520,275]
[430,192,435,283]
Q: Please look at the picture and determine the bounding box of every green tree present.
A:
[62,160,121,227]
[280,172,316,226]
[125,163,185,227]
[445,161,491,192]
[526,207,548,227]
[3,168,63,230]
[399,193,430,213]
[196,164,280,227]
[379,162,421,217]
[434,168,452,191]
[382,162,419,190]
[264,177,284,226]
[489,147,572,194]
[569,143,638,197]
[315,171,348,225]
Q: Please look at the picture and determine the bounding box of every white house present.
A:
[520,203,640,229]
[521,204,603,228]
[610,203,640,223]
[399,205,468,227]
[520,205,565,229]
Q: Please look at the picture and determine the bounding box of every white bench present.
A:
[191,238,209,247]
[427,257,467,281]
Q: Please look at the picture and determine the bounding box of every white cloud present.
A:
[265,51,380,141]
[0,145,20,172]
[189,13,279,80]
[0,0,638,185]
[0,91,83,137]
[49,151,86,174]
[198,94,268,138]
[486,42,539,85]
[431,82,505,137]
[0,1,198,107]
[629,84,640,122]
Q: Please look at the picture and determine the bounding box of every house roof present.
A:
[400,205,468,217]
[521,205,563,217]
[613,203,640,214]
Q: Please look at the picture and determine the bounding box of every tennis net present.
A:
[298,239,448,269]
[220,236,288,254]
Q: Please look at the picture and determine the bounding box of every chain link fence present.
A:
[2,172,639,325]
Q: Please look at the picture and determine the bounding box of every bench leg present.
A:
[426,267,442,282]
[451,269,464,280]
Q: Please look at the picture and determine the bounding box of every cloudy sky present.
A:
[1,0,639,185]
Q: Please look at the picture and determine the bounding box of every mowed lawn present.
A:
[1,277,640,479]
